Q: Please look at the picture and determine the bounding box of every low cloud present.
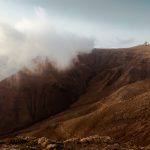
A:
[99,37,137,48]
[116,37,136,46]
[0,7,94,80]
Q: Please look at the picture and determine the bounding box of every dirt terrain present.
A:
[1,135,150,150]
[0,45,150,148]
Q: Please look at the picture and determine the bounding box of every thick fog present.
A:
[0,7,94,80]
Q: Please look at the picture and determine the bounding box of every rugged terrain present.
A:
[0,45,150,149]
[1,135,150,150]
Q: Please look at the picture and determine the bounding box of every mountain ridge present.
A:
[0,45,150,146]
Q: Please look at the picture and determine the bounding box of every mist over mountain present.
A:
[0,45,150,150]
[0,7,94,80]
[1,1,150,150]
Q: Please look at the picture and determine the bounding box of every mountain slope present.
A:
[0,45,150,146]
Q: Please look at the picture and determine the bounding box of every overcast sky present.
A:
[0,0,149,79]
[1,0,149,25]
[0,0,150,47]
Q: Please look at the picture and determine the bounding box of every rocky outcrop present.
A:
[0,135,149,150]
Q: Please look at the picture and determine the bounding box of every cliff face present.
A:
[0,45,150,146]
[0,56,95,136]
[0,49,106,135]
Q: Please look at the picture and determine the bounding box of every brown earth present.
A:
[0,44,150,147]
[1,135,149,150]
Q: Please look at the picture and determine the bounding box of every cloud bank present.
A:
[0,7,94,80]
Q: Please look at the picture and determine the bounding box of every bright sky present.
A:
[0,0,150,47]
[0,0,149,79]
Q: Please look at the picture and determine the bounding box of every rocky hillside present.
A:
[0,45,150,147]
[1,135,150,150]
